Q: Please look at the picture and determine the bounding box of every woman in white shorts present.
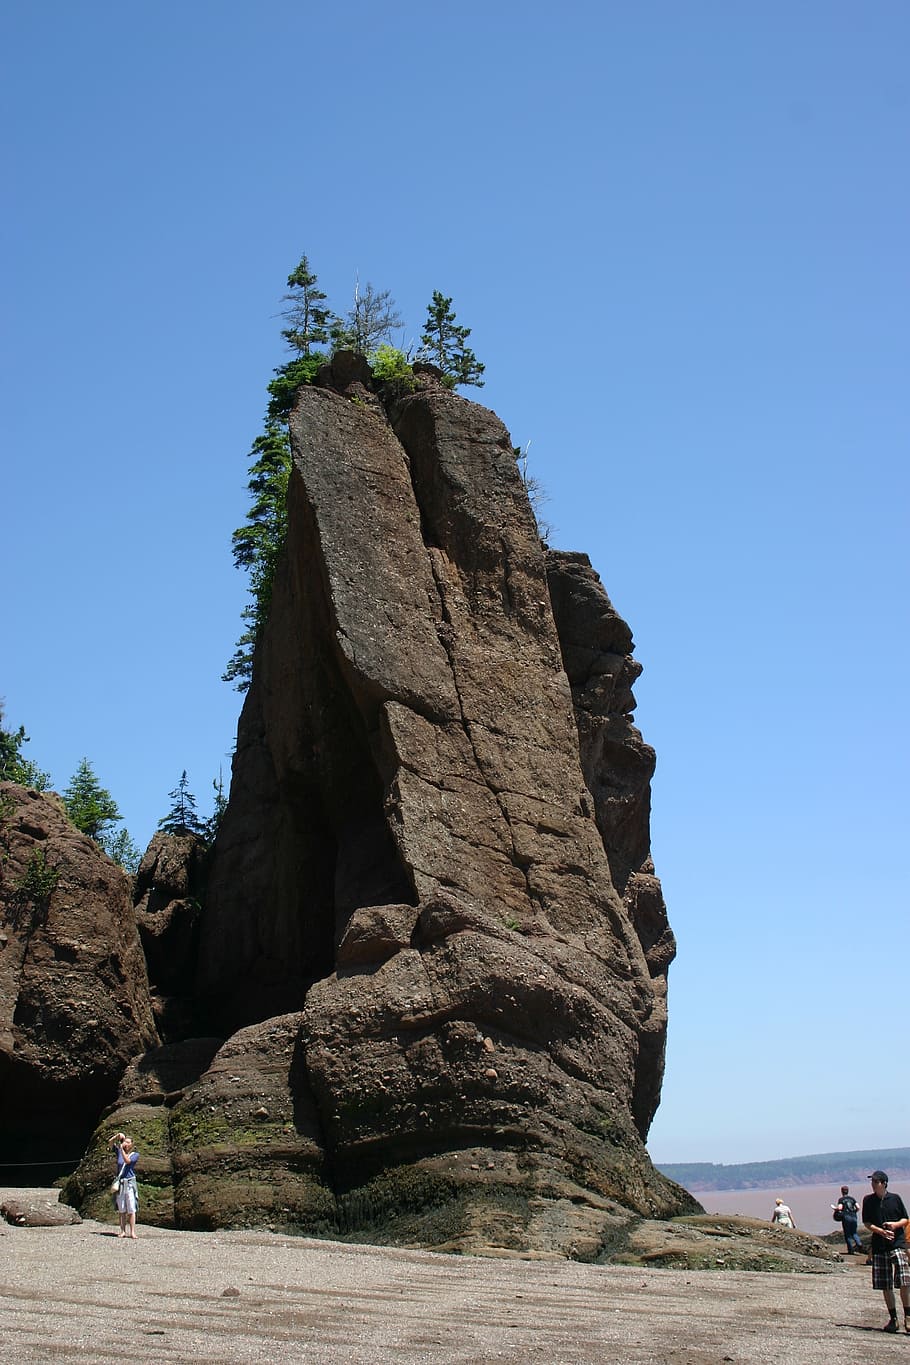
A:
[110,1132,140,1239]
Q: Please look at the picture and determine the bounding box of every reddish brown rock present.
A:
[184,367,689,1242]
[0,784,158,1169]
[134,831,208,1039]
[545,550,676,1134]
[0,1195,81,1226]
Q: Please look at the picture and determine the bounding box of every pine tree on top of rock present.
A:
[157,771,203,837]
[418,291,485,388]
[0,703,51,790]
[280,253,333,356]
[62,758,121,843]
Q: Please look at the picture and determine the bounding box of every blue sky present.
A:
[2,2,907,1165]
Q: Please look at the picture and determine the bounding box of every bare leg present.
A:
[127,1210,137,1239]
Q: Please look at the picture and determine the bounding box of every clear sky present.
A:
[2,2,907,1166]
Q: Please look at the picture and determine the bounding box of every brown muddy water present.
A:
[696,1180,885,1234]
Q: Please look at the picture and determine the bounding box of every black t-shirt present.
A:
[862,1190,909,1252]
[839,1195,858,1219]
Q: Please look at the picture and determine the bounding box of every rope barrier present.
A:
[0,1159,81,1169]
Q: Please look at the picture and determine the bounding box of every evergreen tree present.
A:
[418,291,485,388]
[0,704,51,790]
[158,771,203,836]
[280,254,333,355]
[104,827,142,875]
[225,256,428,692]
[223,420,291,688]
[332,279,402,355]
[226,250,332,692]
[62,758,121,842]
[204,770,228,843]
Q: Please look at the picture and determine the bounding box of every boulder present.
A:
[0,1196,82,1227]
[0,783,158,1171]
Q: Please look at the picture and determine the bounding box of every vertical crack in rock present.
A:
[421,541,541,918]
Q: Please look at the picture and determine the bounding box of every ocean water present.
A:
[695,1180,883,1236]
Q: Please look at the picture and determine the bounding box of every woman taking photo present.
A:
[110,1132,139,1239]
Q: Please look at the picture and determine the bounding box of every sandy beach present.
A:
[1,1188,906,1363]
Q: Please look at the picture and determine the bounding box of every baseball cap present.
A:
[868,1170,889,1182]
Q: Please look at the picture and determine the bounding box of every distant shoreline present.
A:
[672,1170,910,1193]
[657,1148,910,1193]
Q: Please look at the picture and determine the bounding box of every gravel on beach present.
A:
[0,1188,902,1363]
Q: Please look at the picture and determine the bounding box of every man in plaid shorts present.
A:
[862,1170,910,1333]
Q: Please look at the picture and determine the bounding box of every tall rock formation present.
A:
[171,358,690,1245]
[0,784,158,1170]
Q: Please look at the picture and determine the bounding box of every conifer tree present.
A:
[0,704,51,790]
[225,252,331,691]
[204,771,228,843]
[280,254,333,355]
[104,827,142,874]
[223,420,291,687]
[62,758,121,843]
[418,291,485,388]
[158,771,203,837]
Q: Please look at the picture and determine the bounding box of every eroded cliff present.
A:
[147,358,688,1243]
[59,358,694,1250]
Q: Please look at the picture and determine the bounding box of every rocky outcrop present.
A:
[546,551,675,1134]
[0,784,159,1170]
[161,361,692,1244]
[134,832,208,1040]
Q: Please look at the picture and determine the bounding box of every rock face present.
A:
[0,784,159,1169]
[134,831,208,1041]
[171,360,692,1244]
[545,551,676,1135]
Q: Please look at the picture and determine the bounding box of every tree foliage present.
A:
[158,770,204,837]
[332,279,402,355]
[418,291,484,388]
[281,253,333,355]
[13,846,59,925]
[265,353,325,423]
[0,704,51,790]
[223,420,292,688]
[102,827,142,875]
[370,343,417,391]
[62,758,121,843]
[227,256,486,691]
[205,771,228,843]
[515,442,554,542]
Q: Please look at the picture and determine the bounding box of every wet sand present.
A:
[0,1189,903,1363]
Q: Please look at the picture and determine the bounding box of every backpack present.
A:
[834,1195,857,1222]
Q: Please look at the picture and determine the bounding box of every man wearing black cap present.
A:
[862,1171,910,1333]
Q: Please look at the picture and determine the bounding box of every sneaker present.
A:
[882,1318,898,1333]
[904,1318,910,1335]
